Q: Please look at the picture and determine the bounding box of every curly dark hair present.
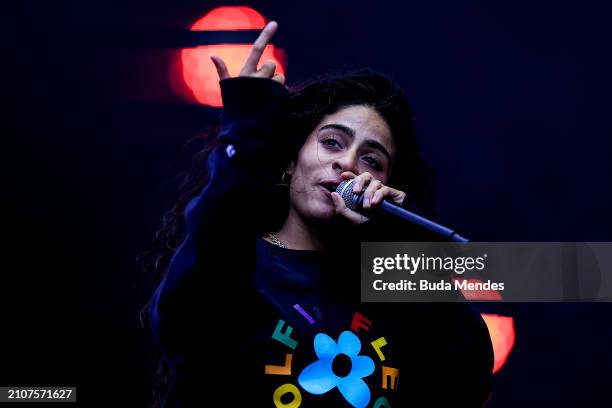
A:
[138,68,434,407]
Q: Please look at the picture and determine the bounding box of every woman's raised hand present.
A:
[331,171,407,225]
[210,21,285,85]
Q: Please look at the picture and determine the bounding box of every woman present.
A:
[146,21,493,407]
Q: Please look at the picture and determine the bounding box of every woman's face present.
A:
[288,104,396,221]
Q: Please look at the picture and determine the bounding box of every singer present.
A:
[145,22,493,408]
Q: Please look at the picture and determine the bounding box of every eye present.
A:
[363,156,382,170]
[321,137,343,149]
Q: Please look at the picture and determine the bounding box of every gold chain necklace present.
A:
[265,232,287,248]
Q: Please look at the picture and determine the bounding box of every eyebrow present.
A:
[319,123,392,162]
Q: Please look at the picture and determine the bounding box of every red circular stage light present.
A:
[481,313,515,374]
[173,6,287,107]
[451,278,515,374]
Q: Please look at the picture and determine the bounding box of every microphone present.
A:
[335,179,469,242]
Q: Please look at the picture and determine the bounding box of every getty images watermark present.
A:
[360,243,612,302]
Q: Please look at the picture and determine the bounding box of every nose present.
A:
[331,150,359,175]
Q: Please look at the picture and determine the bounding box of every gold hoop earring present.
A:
[279,170,292,187]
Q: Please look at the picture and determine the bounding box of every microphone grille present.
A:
[336,179,357,210]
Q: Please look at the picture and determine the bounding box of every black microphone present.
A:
[335,179,469,242]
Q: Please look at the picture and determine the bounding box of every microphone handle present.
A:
[366,197,469,243]
[339,178,469,242]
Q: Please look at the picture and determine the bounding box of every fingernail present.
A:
[353,183,360,193]
[364,198,370,208]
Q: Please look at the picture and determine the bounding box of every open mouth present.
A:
[319,180,341,193]
[321,184,337,193]
[318,179,343,201]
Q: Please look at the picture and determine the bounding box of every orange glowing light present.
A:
[174,6,287,106]
[451,278,514,373]
[481,313,515,374]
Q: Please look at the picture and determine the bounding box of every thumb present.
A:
[210,55,230,80]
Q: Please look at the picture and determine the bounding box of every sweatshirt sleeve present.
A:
[148,77,291,395]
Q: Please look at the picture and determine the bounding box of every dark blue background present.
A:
[4,0,611,406]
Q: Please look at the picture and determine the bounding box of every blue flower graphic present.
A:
[298,331,375,408]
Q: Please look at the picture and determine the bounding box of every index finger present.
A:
[241,21,278,74]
